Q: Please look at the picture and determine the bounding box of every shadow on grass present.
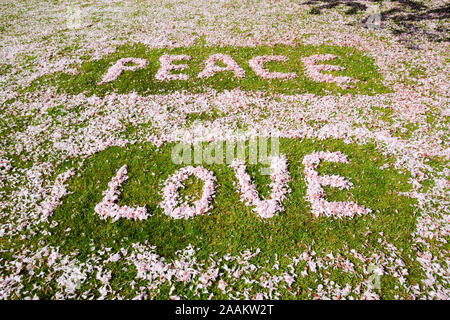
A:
[304,0,449,44]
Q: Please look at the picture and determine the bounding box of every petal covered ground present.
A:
[0,0,449,300]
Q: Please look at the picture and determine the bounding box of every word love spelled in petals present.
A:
[95,165,149,222]
[91,152,370,222]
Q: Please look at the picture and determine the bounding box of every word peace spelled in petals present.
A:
[302,151,371,219]
[95,165,149,221]
[98,53,356,85]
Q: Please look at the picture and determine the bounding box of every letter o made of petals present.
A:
[160,166,217,219]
